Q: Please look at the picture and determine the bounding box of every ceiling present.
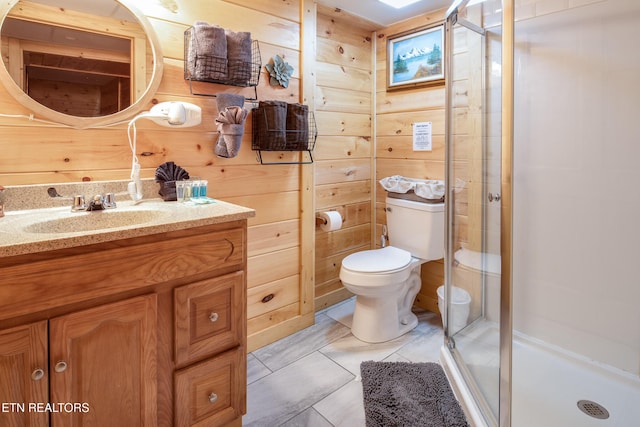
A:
[316,0,454,27]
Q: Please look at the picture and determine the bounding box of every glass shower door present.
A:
[444,1,503,424]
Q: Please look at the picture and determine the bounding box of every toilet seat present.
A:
[342,246,411,274]
[340,246,416,288]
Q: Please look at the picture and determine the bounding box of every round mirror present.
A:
[0,0,163,128]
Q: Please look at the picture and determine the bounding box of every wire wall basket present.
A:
[184,27,261,98]
[251,106,317,165]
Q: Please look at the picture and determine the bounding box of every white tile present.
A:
[395,327,444,363]
[314,379,366,427]
[383,352,411,363]
[247,353,271,385]
[252,313,351,372]
[325,297,356,328]
[244,352,354,426]
[319,330,422,376]
[279,408,333,427]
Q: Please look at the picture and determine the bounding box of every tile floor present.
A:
[243,297,445,426]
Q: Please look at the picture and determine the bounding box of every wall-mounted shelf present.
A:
[184,27,261,100]
[251,105,317,165]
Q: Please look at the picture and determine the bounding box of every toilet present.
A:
[339,196,445,343]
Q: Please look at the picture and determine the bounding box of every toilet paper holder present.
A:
[315,212,343,226]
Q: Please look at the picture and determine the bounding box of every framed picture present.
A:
[387,23,445,90]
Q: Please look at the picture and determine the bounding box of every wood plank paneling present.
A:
[1,0,451,349]
[315,159,371,185]
[316,62,372,91]
[313,6,375,308]
[225,192,300,226]
[248,275,300,319]
[316,37,372,71]
[224,0,301,23]
[315,111,371,136]
[247,220,299,257]
[247,247,299,289]
[316,86,371,114]
[313,135,371,161]
[316,180,371,210]
[374,10,447,312]
[0,0,313,351]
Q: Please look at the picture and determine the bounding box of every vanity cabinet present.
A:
[0,321,48,426]
[0,295,157,426]
[173,272,246,426]
[0,219,248,426]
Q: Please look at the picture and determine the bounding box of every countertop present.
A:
[0,198,255,258]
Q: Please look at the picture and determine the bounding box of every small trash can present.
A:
[437,285,471,334]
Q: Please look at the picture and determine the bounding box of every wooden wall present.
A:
[312,6,450,314]
[313,5,377,310]
[0,0,314,352]
[375,10,448,313]
[1,0,452,349]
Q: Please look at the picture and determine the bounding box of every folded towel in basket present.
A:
[380,175,445,202]
[225,30,252,84]
[188,21,228,80]
[215,106,249,158]
[255,100,287,149]
[286,103,309,150]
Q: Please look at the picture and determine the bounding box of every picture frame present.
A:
[387,23,445,90]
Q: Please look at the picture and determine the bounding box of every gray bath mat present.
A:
[360,361,469,427]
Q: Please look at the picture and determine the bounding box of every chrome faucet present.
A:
[48,187,116,212]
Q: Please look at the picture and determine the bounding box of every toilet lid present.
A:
[342,246,412,273]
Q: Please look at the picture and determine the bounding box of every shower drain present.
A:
[577,400,610,420]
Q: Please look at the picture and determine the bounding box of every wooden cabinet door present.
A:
[0,321,48,427]
[49,294,157,427]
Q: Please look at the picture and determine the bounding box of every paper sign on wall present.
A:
[413,122,432,151]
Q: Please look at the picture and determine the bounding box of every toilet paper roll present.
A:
[319,211,342,232]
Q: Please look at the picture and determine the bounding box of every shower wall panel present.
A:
[512,0,640,375]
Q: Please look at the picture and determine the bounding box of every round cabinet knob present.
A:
[54,360,68,373]
[31,368,45,381]
[209,312,219,323]
[208,393,218,404]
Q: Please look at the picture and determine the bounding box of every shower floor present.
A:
[449,320,640,426]
[512,336,640,427]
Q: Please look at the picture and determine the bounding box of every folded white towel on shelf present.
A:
[379,175,445,201]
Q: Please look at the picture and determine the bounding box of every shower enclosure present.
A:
[441,0,640,426]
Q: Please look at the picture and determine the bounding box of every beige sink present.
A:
[22,209,169,234]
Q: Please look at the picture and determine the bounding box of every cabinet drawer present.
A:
[174,271,245,367]
[174,348,246,427]
[0,224,245,322]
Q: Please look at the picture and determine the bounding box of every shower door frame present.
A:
[498,2,514,427]
[443,1,515,426]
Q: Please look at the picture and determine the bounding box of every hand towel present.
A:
[188,21,227,81]
[216,93,245,113]
[225,30,252,84]
[214,106,249,158]
[286,103,309,150]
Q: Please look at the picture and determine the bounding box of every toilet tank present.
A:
[385,196,444,261]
